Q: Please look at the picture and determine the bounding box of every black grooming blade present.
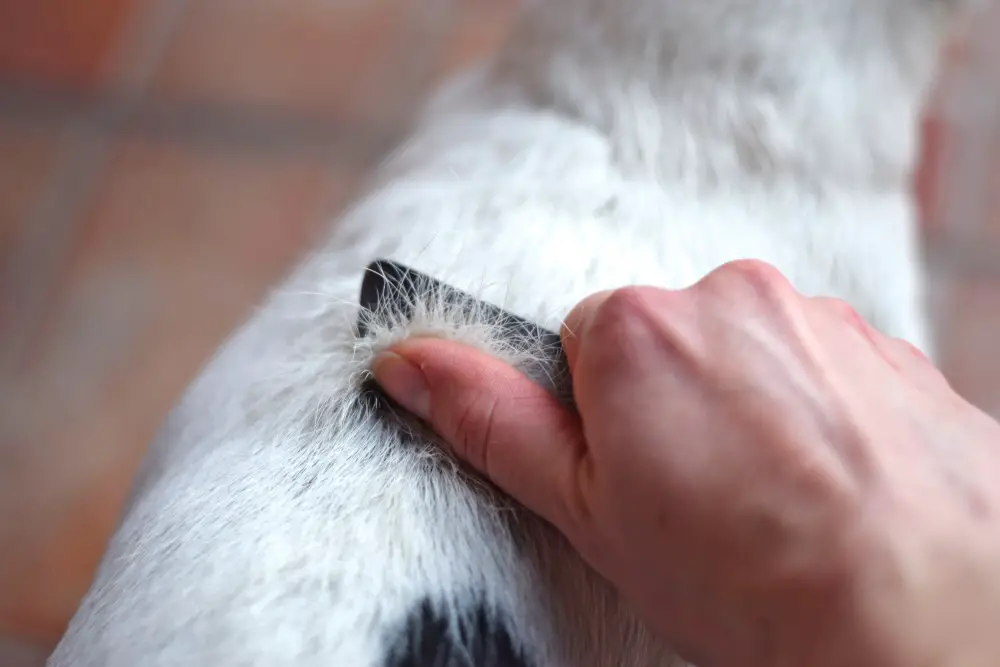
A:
[357,259,575,412]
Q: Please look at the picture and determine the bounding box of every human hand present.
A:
[372,260,1000,667]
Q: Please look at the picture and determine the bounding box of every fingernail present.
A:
[372,351,431,420]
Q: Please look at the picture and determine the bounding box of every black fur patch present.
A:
[382,598,535,667]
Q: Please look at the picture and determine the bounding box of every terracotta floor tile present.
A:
[152,0,412,122]
[0,121,67,265]
[0,0,137,88]
[9,134,356,466]
[2,137,358,640]
[935,277,1000,419]
[57,139,347,375]
[8,136,354,458]
[0,638,48,667]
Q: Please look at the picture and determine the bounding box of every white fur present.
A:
[51,1,970,665]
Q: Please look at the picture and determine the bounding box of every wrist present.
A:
[841,519,1000,667]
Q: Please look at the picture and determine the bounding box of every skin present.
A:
[373,262,1000,667]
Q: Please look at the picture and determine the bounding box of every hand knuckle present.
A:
[583,286,682,375]
[594,286,663,331]
[700,259,791,304]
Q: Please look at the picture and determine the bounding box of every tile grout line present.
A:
[0,2,516,163]
[0,85,405,163]
[0,0,188,378]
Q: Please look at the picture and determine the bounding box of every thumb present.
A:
[372,337,589,536]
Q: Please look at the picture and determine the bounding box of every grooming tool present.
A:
[357,259,575,411]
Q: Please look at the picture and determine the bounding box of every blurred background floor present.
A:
[0,0,998,647]
[0,0,515,432]
[0,0,517,646]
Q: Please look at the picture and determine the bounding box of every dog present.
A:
[50,0,976,665]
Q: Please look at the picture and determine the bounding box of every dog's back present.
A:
[51,1,969,665]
